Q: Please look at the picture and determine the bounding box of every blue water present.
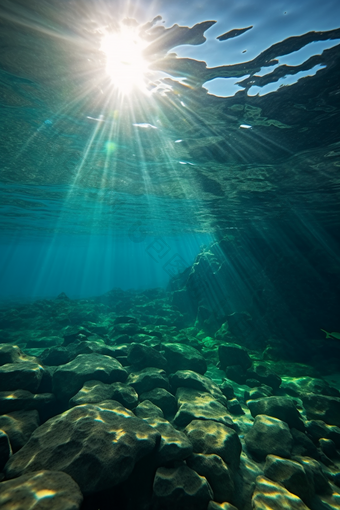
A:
[0,0,339,302]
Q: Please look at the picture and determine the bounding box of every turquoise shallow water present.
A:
[0,1,340,509]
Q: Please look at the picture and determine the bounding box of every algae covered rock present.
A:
[5,401,160,495]
[0,390,56,419]
[187,453,234,503]
[218,344,252,371]
[0,361,46,393]
[144,415,193,464]
[127,367,169,394]
[302,393,340,426]
[244,415,293,460]
[52,353,127,400]
[246,364,281,390]
[264,455,314,504]
[247,396,304,431]
[170,370,226,404]
[69,380,139,409]
[162,342,207,374]
[140,387,177,416]
[252,475,310,510]
[208,503,239,510]
[0,430,11,471]
[184,419,241,469]
[152,465,213,510]
[127,343,167,369]
[174,388,234,428]
[0,345,36,365]
[0,410,40,452]
[134,400,164,419]
[0,470,83,510]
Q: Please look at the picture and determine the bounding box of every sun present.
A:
[100,25,149,94]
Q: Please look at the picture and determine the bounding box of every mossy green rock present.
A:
[184,419,241,469]
[0,361,46,393]
[162,343,207,375]
[264,455,314,504]
[144,416,193,464]
[174,388,234,428]
[247,396,305,431]
[69,380,138,409]
[252,476,310,510]
[187,453,234,503]
[302,393,340,427]
[0,410,40,452]
[170,370,226,404]
[127,368,169,394]
[245,415,293,460]
[152,465,213,510]
[140,387,177,416]
[0,470,83,510]
[218,344,252,370]
[52,353,127,400]
[5,401,160,495]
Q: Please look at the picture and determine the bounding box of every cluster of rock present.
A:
[0,301,340,509]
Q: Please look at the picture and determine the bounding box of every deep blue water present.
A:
[0,0,340,302]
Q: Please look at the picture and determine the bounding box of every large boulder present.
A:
[0,431,11,471]
[302,394,340,427]
[52,353,127,400]
[187,453,234,503]
[69,380,138,409]
[144,416,193,465]
[127,343,167,370]
[218,344,252,371]
[170,370,226,404]
[247,396,304,431]
[140,388,177,416]
[152,465,213,510]
[0,470,83,510]
[0,361,46,393]
[0,345,36,365]
[252,476,310,510]
[244,415,293,460]
[184,419,241,469]
[162,343,207,375]
[0,390,56,420]
[174,389,234,428]
[264,455,314,504]
[5,401,160,495]
[127,368,169,394]
[0,410,40,452]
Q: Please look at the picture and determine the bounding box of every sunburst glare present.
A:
[100,25,150,94]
